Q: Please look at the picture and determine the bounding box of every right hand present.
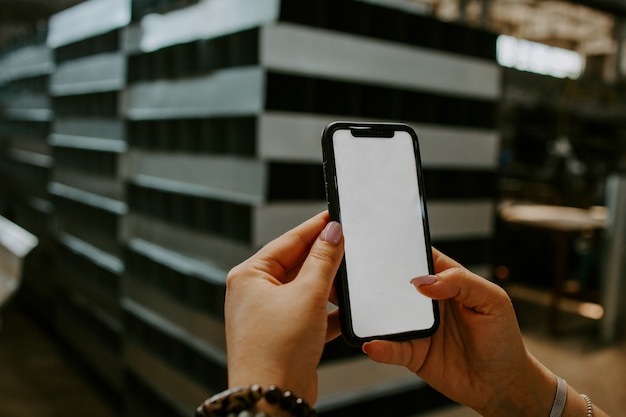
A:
[362,248,556,416]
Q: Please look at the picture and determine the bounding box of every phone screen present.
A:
[324,123,437,342]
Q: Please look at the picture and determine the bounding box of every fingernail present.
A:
[321,221,342,245]
[410,275,437,287]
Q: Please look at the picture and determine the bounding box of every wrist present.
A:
[228,364,312,406]
[478,352,556,417]
[562,386,599,417]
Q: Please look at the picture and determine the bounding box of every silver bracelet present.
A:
[549,375,568,417]
[580,394,593,417]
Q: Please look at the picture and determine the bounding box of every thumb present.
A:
[363,338,430,373]
[414,267,511,316]
[296,221,344,294]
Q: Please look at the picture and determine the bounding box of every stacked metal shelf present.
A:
[121,1,501,416]
[45,0,131,395]
[0,0,501,416]
[0,28,56,316]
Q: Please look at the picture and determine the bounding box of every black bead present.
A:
[249,384,263,401]
[280,391,298,410]
[264,385,283,404]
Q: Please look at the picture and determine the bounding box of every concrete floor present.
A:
[0,302,118,417]
[1,292,624,417]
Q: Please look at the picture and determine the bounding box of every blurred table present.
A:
[499,203,607,332]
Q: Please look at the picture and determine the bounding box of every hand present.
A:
[224,211,343,405]
[362,248,557,416]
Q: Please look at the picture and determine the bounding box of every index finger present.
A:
[247,211,330,283]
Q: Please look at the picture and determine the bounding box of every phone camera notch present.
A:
[350,127,394,138]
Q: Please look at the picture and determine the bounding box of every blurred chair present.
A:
[0,216,38,325]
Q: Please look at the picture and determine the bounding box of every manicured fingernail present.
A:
[410,275,437,287]
[321,221,342,245]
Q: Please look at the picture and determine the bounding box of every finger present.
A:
[326,309,341,342]
[295,221,344,295]
[328,284,339,306]
[431,246,463,273]
[249,211,329,282]
[362,339,430,373]
[414,267,511,315]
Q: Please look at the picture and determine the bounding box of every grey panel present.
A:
[53,167,125,201]
[253,201,328,247]
[124,341,211,415]
[50,134,127,153]
[124,277,227,351]
[50,53,127,96]
[252,200,495,248]
[1,92,52,121]
[58,232,123,275]
[123,67,265,119]
[137,0,279,52]
[316,356,425,413]
[128,151,267,205]
[261,23,501,100]
[52,117,125,140]
[427,200,496,240]
[123,298,227,364]
[49,182,126,214]
[47,0,131,48]
[9,149,53,168]
[258,112,500,169]
[123,215,252,282]
[0,45,53,83]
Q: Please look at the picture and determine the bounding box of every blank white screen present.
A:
[333,129,434,338]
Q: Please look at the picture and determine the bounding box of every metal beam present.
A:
[0,0,82,23]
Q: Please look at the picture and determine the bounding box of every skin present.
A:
[225,211,343,406]
[224,212,608,416]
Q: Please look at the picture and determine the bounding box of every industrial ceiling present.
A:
[410,0,618,57]
[0,0,623,57]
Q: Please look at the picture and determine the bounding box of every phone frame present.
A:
[322,121,439,346]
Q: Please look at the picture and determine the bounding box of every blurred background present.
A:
[0,0,625,416]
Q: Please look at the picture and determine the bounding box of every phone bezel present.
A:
[322,121,440,346]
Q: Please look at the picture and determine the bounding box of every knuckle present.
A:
[226,260,258,289]
[309,244,339,265]
[225,264,244,289]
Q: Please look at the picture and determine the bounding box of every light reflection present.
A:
[578,302,604,320]
[497,34,583,79]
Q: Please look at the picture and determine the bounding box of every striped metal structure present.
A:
[0,28,55,316]
[45,0,131,394]
[0,0,501,416]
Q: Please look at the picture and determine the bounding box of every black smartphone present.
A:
[322,121,439,346]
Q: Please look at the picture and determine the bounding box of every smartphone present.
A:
[322,121,439,346]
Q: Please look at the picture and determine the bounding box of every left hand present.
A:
[224,211,344,405]
[362,248,553,416]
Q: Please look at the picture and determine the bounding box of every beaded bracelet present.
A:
[195,385,316,417]
[580,394,593,417]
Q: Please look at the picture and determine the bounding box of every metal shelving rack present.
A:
[45,0,131,394]
[0,27,55,316]
[121,1,502,416]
